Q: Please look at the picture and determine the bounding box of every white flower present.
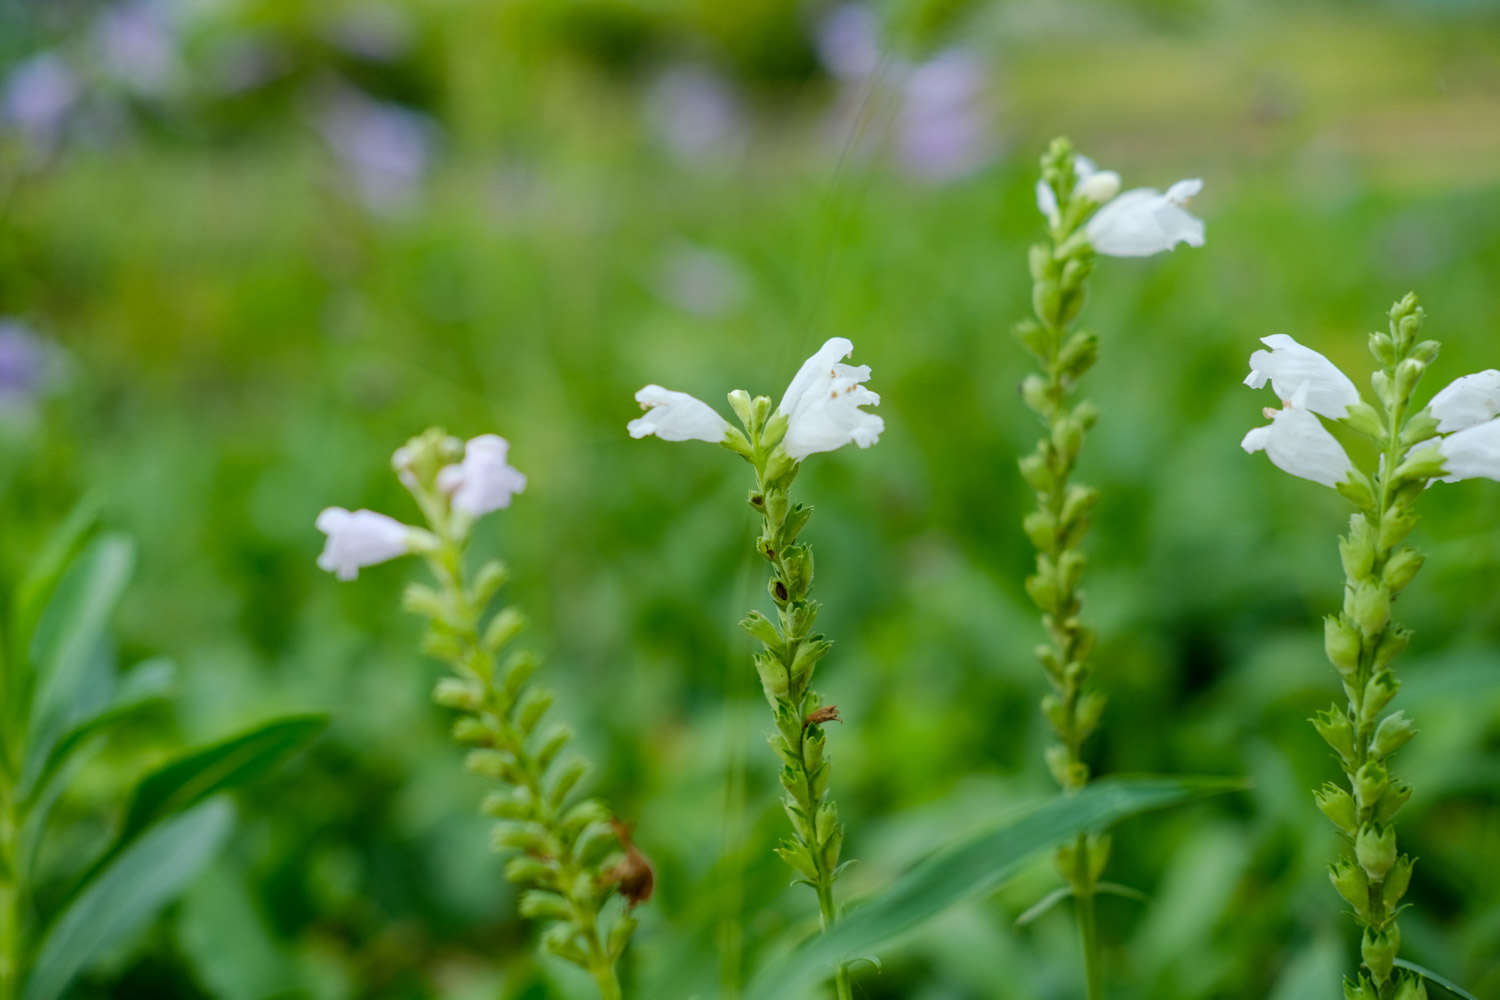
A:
[1427,369,1500,433]
[1243,334,1360,419]
[1240,385,1354,489]
[1086,178,1205,257]
[1035,154,1121,222]
[627,385,730,443]
[1435,417,1500,484]
[316,507,412,580]
[437,434,527,517]
[778,337,884,461]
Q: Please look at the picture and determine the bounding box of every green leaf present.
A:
[81,714,326,886]
[744,776,1242,1000]
[22,798,235,1000]
[1393,959,1479,1000]
[11,496,102,658]
[19,658,175,804]
[22,535,135,784]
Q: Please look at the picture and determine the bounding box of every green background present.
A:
[3,0,1499,996]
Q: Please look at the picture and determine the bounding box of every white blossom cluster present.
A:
[1240,334,1500,487]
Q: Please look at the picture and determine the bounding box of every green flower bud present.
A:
[754,651,789,704]
[1330,859,1371,920]
[1371,711,1416,758]
[1324,615,1363,676]
[1368,331,1396,367]
[1341,518,1378,580]
[1394,357,1426,402]
[1383,854,1414,909]
[504,854,552,884]
[1346,581,1391,638]
[1019,451,1051,493]
[1342,400,1387,440]
[433,677,483,711]
[1372,627,1412,671]
[1361,671,1400,726]
[1356,824,1397,881]
[453,717,496,747]
[466,748,517,780]
[1374,779,1412,825]
[1075,691,1107,742]
[1057,330,1098,380]
[1378,506,1417,552]
[1392,974,1428,1000]
[1313,706,1356,764]
[1023,508,1058,551]
[1025,568,1057,614]
[1028,243,1051,282]
[1314,783,1359,836]
[1391,446,1446,486]
[1353,760,1389,812]
[519,889,575,922]
[1021,374,1052,417]
[1381,548,1424,594]
[1014,319,1049,361]
[1362,924,1400,986]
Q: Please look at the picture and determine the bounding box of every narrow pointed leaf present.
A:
[79,714,326,886]
[22,799,235,1000]
[745,776,1241,1000]
[1393,959,1479,1000]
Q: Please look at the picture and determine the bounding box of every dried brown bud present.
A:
[804,705,842,730]
[606,819,655,909]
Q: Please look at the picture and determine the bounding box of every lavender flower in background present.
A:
[94,1,182,96]
[898,48,997,182]
[816,4,881,81]
[3,53,79,148]
[0,321,56,423]
[813,5,999,183]
[315,87,437,214]
[653,242,750,317]
[645,64,746,162]
[324,2,414,63]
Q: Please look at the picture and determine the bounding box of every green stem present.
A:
[815,882,853,1000]
[0,782,20,1000]
[1073,833,1102,1000]
[429,527,621,1000]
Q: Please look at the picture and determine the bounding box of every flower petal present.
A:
[1085,181,1205,257]
[1427,369,1500,433]
[1244,334,1360,419]
[1435,416,1500,483]
[437,434,528,517]
[1241,405,1353,489]
[778,337,884,461]
[315,507,412,580]
[627,385,730,443]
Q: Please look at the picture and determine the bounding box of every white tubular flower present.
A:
[778,337,884,461]
[1241,386,1354,489]
[437,434,527,517]
[1086,178,1205,257]
[627,384,731,443]
[1427,369,1500,433]
[1034,153,1120,222]
[1243,334,1360,419]
[316,507,413,580]
[1435,417,1500,483]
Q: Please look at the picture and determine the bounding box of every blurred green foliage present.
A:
[2,0,1500,997]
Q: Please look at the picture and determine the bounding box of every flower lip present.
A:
[627,384,731,443]
[1241,383,1354,489]
[315,507,412,580]
[1244,334,1360,419]
[1085,178,1205,258]
[438,434,527,518]
[1427,369,1500,433]
[778,337,884,461]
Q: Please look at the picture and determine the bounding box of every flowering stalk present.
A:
[627,338,882,1000]
[1016,138,1205,1000]
[738,397,851,1000]
[1238,293,1500,999]
[318,430,645,1000]
[1016,138,1110,1000]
